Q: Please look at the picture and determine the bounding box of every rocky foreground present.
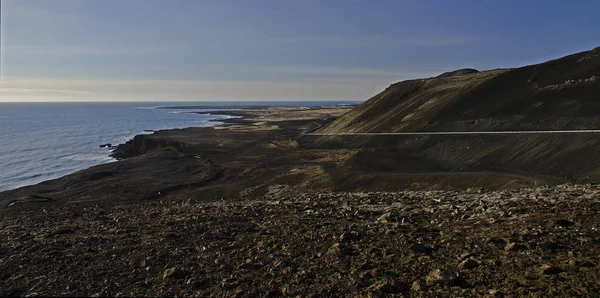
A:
[1,184,599,297]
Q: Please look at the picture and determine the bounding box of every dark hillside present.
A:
[320,69,508,133]
[426,48,600,131]
[313,47,600,182]
[321,47,600,133]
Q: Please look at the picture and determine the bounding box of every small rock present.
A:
[411,281,422,292]
[163,267,189,279]
[368,279,403,295]
[458,258,480,270]
[555,219,575,227]
[569,256,595,268]
[377,212,391,224]
[339,231,361,242]
[359,270,374,280]
[410,243,433,255]
[186,279,207,290]
[140,259,149,268]
[488,289,505,297]
[281,266,294,275]
[504,242,528,252]
[459,252,474,261]
[425,269,460,286]
[538,265,563,275]
[327,243,341,255]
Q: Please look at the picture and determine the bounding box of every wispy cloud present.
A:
[254,65,438,78]
[0,76,391,102]
[4,44,178,56]
[273,33,473,49]
[0,88,93,95]
[396,35,473,46]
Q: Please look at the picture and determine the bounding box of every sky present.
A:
[1,0,599,102]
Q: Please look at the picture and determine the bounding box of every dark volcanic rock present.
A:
[555,219,575,227]
[505,242,528,252]
[458,258,480,270]
[110,134,186,160]
[539,265,563,275]
[0,184,599,296]
[425,269,462,286]
[410,243,434,255]
[163,267,190,279]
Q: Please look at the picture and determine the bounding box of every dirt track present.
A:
[307,129,600,135]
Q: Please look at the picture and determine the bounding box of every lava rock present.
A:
[163,267,189,279]
[538,265,563,275]
[425,269,460,286]
[505,242,528,252]
[410,243,434,255]
[555,219,575,227]
[458,258,480,270]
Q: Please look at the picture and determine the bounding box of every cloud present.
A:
[0,88,93,95]
[4,44,178,56]
[254,65,438,78]
[0,76,392,102]
[396,35,473,46]
[273,33,473,49]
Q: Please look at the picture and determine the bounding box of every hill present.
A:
[320,47,600,133]
[308,47,600,182]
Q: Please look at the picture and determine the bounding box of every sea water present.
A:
[0,101,356,191]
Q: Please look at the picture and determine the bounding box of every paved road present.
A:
[305,130,600,136]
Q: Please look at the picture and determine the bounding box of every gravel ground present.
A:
[1,184,600,297]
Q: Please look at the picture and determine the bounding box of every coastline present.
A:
[0,105,357,208]
[0,107,241,193]
[0,103,568,210]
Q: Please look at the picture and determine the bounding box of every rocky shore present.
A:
[2,184,599,296]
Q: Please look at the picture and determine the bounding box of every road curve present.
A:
[304,130,600,136]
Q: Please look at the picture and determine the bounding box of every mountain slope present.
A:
[321,47,600,133]
[306,47,600,183]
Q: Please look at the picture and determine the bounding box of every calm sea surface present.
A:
[0,101,356,191]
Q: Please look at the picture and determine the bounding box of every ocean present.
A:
[0,101,357,192]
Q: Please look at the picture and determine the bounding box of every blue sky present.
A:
[1,0,599,102]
